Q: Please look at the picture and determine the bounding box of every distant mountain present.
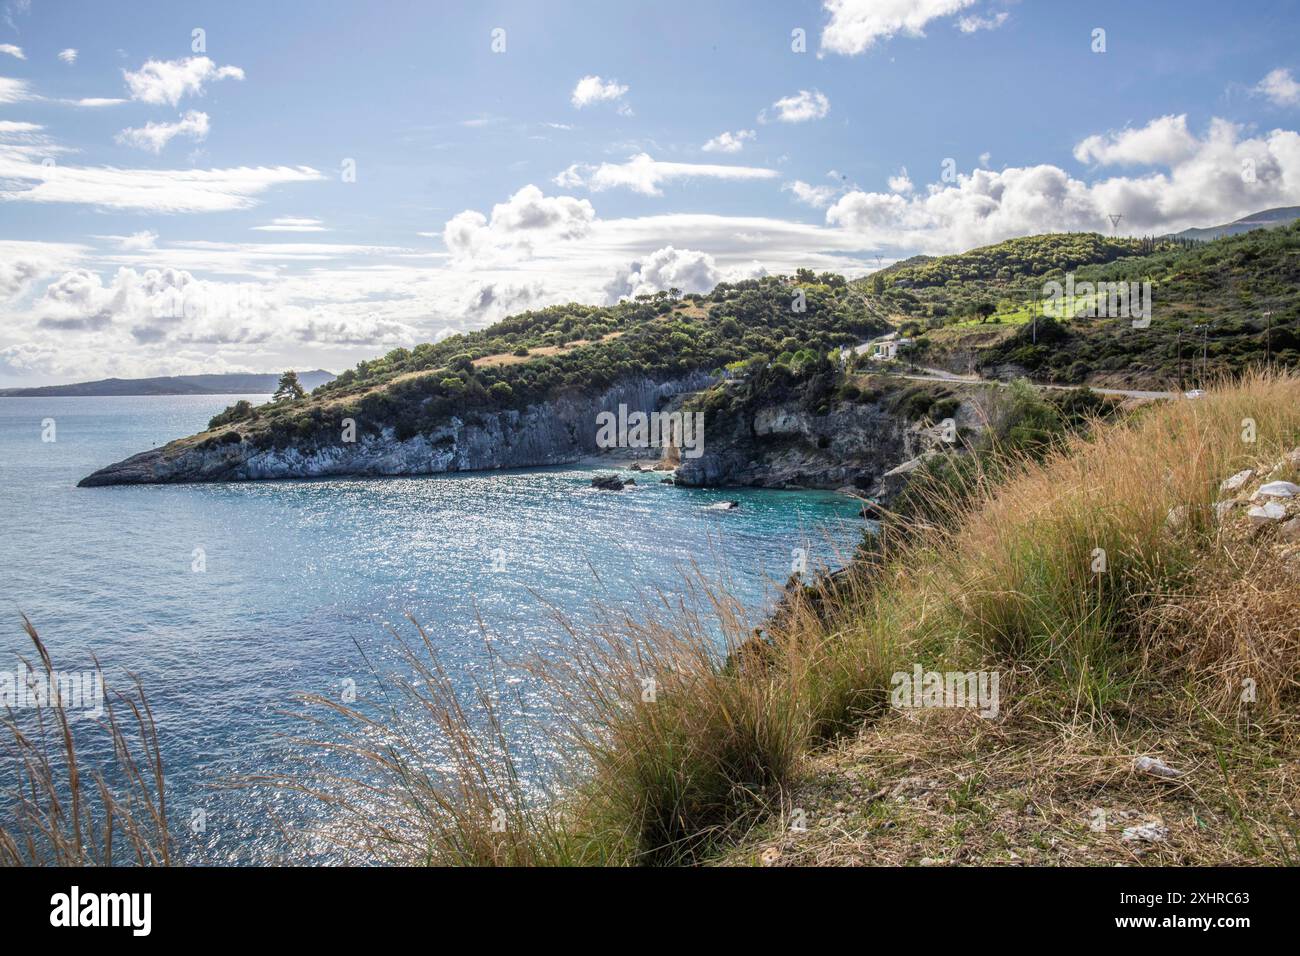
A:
[0,370,335,397]
[1170,206,1300,242]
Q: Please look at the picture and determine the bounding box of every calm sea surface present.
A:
[0,394,863,863]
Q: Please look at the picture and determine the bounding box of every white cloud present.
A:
[117,230,158,251]
[71,97,127,107]
[0,239,85,302]
[0,154,323,214]
[443,184,596,264]
[826,115,1300,252]
[570,74,630,112]
[0,43,23,59]
[57,48,77,64]
[821,0,977,55]
[0,110,321,213]
[115,110,210,154]
[784,179,838,208]
[603,246,721,303]
[252,217,328,233]
[888,167,914,194]
[1255,68,1300,108]
[956,12,1008,33]
[123,56,244,106]
[761,89,830,123]
[702,129,756,153]
[0,75,32,103]
[1073,114,1200,166]
[554,153,778,196]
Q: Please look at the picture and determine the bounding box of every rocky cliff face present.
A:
[674,393,972,496]
[78,373,712,487]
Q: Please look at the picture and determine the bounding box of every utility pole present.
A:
[1192,322,1209,383]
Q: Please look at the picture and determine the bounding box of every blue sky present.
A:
[2,0,1299,384]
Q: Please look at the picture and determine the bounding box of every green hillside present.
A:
[204,273,888,448]
[870,225,1300,387]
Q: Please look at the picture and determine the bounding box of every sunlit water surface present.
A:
[0,395,863,863]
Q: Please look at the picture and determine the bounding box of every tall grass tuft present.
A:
[0,616,170,866]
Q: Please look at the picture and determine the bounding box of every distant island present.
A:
[0,370,336,398]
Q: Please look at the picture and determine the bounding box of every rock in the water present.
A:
[860,499,887,520]
[707,500,740,511]
[1253,480,1300,500]
[591,474,626,491]
[1134,755,1183,779]
[1248,501,1287,525]
[629,462,642,472]
[659,477,674,484]
[1219,469,1254,494]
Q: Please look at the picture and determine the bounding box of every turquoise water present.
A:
[0,395,863,863]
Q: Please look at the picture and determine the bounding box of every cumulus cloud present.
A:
[554,153,777,196]
[784,179,838,208]
[1073,114,1199,166]
[821,0,977,55]
[1255,68,1300,108]
[702,129,755,153]
[0,44,23,59]
[115,110,210,154]
[602,246,721,303]
[58,48,77,64]
[825,114,1300,252]
[123,56,244,106]
[888,167,914,194]
[570,74,630,113]
[28,264,420,349]
[443,184,596,264]
[0,240,84,302]
[760,89,829,123]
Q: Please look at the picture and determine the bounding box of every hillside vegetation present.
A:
[201,273,886,450]
[874,225,1300,388]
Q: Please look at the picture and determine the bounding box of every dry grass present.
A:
[0,616,170,866]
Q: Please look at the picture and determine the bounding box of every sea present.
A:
[0,394,864,863]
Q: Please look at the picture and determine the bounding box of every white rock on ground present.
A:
[1121,823,1169,843]
[1214,500,1238,521]
[1253,481,1300,500]
[1248,502,1287,525]
[1219,469,1254,493]
[1281,517,1300,541]
[1134,755,1184,778]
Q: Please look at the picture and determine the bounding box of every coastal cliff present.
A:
[675,360,976,496]
[79,373,711,486]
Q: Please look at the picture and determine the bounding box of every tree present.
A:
[273,370,306,402]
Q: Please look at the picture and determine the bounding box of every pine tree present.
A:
[273,370,305,402]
